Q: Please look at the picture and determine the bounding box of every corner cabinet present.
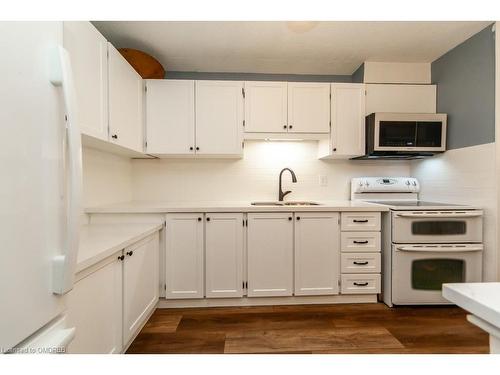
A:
[205,213,244,298]
[165,213,205,299]
[195,80,244,156]
[294,212,340,296]
[318,83,366,159]
[63,21,108,141]
[247,213,294,297]
[108,43,144,153]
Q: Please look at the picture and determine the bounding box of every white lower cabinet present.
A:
[66,255,123,354]
[294,212,340,296]
[340,212,382,295]
[122,232,160,345]
[67,230,160,353]
[340,274,381,295]
[205,213,244,298]
[247,213,294,297]
[165,213,204,299]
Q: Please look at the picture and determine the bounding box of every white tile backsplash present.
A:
[131,141,410,202]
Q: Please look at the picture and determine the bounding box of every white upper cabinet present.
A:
[165,213,204,299]
[63,21,108,141]
[145,79,195,155]
[108,43,144,153]
[328,83,366,158]
[287,82,330,133]
[294,212,340,296]
[195,80,244,156]
[244,81,288,133]
[247,213,294,297]
[365,84,436,114]
[205,213,244,298]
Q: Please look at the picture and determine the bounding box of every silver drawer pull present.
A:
[353,282,369,287]
[353,240,369,244]
[353,219,369,223]
[353,261,369,265]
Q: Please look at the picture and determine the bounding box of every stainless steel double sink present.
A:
[251,201,321,206]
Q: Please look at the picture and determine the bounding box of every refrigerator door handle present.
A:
[50,45,82,295]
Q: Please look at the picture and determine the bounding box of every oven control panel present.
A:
[351,177,420,193]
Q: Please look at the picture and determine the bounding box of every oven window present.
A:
[412,221,466,235]
[412,259,465,290]
[379,121,416,147]
[416,121,443,147]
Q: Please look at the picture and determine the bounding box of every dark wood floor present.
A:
[126,303,489,354]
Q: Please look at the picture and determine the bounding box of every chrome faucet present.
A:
[278,168,297,201]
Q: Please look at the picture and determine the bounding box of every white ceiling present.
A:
[93,21,492,75]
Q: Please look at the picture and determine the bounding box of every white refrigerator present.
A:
[0,22,81,353]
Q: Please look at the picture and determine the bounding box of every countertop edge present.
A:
[76,223,163,274]
[442,284,500,328]
[84,204,390,214]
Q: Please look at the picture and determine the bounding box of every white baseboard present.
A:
[157,294,377,308]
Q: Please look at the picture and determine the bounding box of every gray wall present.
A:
[351,63,364,83]
[432,24,495,150]
[165,71,352,82]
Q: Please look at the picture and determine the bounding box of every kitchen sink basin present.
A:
[250,202,284,206]
[251,201,321,206]
[283,201,320,206]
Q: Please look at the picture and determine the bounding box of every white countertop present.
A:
[85,200,389,214]
[443,283,500,328]
[77,222,163,273]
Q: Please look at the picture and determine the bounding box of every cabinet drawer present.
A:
[341,253,381,273]
[341,231,380,252]
[341,212,381,231]
[341,274,381,294]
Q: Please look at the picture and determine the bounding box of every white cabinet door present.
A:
[195,80,244,156]
[287,82,330,133]
[205,213,244,298]
[294,212,340,296]
[66,254,123,354]
[123,232,159,345]
[108,43,144,152]
[247,213,293,297]
[330,83,366,158]
[63,21,108,141]
[145,79,195,155]
[244,81,288,133]
[165,213,204,299]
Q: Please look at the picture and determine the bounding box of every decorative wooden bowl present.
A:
[118,48,165,79]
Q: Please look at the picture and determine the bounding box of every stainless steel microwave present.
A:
[361,113,447,159]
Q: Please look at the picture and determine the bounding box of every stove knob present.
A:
[412,181,417,186]
[406,180,411,186]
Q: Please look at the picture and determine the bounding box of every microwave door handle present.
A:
[396,246,483,252]
[395,212,483,218]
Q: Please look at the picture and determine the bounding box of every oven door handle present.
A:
[395,245,483,252]
[395,212,483,219]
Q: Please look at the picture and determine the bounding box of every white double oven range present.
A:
[351,177,483,307]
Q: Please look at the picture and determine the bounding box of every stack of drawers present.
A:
[339,212,382,295]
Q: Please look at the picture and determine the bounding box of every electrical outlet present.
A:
[319,175,328,187]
